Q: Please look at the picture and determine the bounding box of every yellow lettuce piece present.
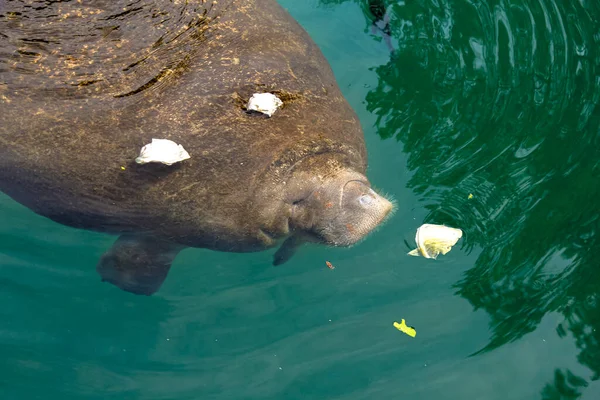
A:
[393,319,416,337]
[408,224,462,259]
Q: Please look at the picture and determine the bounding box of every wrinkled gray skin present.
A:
[0,0,393,295]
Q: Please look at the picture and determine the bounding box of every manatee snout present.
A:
[326,176,393,246]
[290,170,393,247]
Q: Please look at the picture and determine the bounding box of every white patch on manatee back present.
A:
[135,138,191,166]
[247,93,283,117]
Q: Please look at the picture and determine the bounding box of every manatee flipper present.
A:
[97,234,185,295]
[273,235,306,266]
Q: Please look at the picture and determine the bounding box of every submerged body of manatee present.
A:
[0,0,394,296]
[1,0,600,399]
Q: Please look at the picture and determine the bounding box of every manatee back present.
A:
[0,0,221,99]
[0,0,226,232]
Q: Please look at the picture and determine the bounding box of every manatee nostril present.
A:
[358,194,374,207]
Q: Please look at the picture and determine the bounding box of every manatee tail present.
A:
[97,234,184,295]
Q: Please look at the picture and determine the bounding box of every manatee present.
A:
[0,0,394,295]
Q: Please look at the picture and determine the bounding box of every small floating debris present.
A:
[468,193,474,199]
[246,93,283,117]
[325,261,335,270]
[135,138,190,166]
[407,223,463,259]
[393,319,416,337]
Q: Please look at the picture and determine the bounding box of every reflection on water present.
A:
[321,0,600,397]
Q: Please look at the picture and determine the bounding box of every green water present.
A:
[2,0,600,398]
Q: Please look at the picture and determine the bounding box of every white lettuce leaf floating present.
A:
[408,223,463,259]
[246,93,283,117]
[135,138,191,166]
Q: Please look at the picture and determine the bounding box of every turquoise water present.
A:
[2,0,600,398]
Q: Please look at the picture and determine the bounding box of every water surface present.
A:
[2,0,600,399]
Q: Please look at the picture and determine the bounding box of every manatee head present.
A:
[288,169,394,247]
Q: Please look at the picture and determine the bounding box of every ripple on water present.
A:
[359,0,600,381]
[366,0,600,239]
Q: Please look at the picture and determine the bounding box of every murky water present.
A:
[1,0,600,399]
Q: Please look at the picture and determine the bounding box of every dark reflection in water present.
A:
[321,0,600,396]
